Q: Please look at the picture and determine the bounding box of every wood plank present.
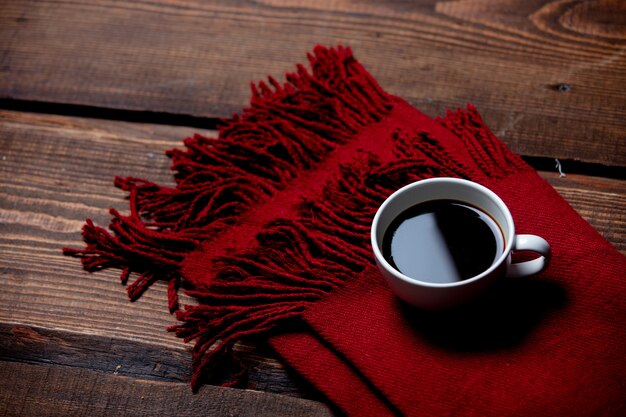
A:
[0,323,192,382]
[0,110,623,398]
[0,110,318,397]
[0,112,192,346]
[0,361,334,417]
[0,109,623,326]
[0,323,307,397]
[542,172,626,254]
[1,0,625,166]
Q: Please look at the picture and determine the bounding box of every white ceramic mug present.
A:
[371,178,551,310]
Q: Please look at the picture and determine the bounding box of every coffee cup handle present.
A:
[506,234,551,278]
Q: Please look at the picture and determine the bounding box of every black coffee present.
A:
[382,199,504,283]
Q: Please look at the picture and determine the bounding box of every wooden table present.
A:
[1,1,624,415]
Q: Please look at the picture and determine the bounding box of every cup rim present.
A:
[371,177,515,288]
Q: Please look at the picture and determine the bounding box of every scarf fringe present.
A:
[65,42,530,390]
[170,156,383,390]
[171,107,532,389]
[63,45,393,306]
[437,105,528,178]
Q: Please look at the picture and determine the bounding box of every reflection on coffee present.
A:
[382,199,504,284]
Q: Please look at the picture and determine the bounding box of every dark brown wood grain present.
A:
[0,361,334,417]
[2,1,624,415]
[0,110,319,399]
[0,109,624,413]
[1,0,625,166]
[0,323,306,397]
[0,109,623,357]
[0,323,192,382]
[545,172,626,253]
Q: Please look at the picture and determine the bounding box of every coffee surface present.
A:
[382,199,504,283]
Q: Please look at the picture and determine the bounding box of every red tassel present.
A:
[62,210,198,301]
[437,105,528,178]
[64,45,394,311]
[63,47,397,390]
[169,107,536,388]
[68,48,530,392]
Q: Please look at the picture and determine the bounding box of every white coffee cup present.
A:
[371,178,551,310]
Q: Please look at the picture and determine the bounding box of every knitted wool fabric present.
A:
[268,116,626,416]
[65,46,626,416]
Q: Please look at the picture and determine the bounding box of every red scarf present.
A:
[65,46,626,416]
